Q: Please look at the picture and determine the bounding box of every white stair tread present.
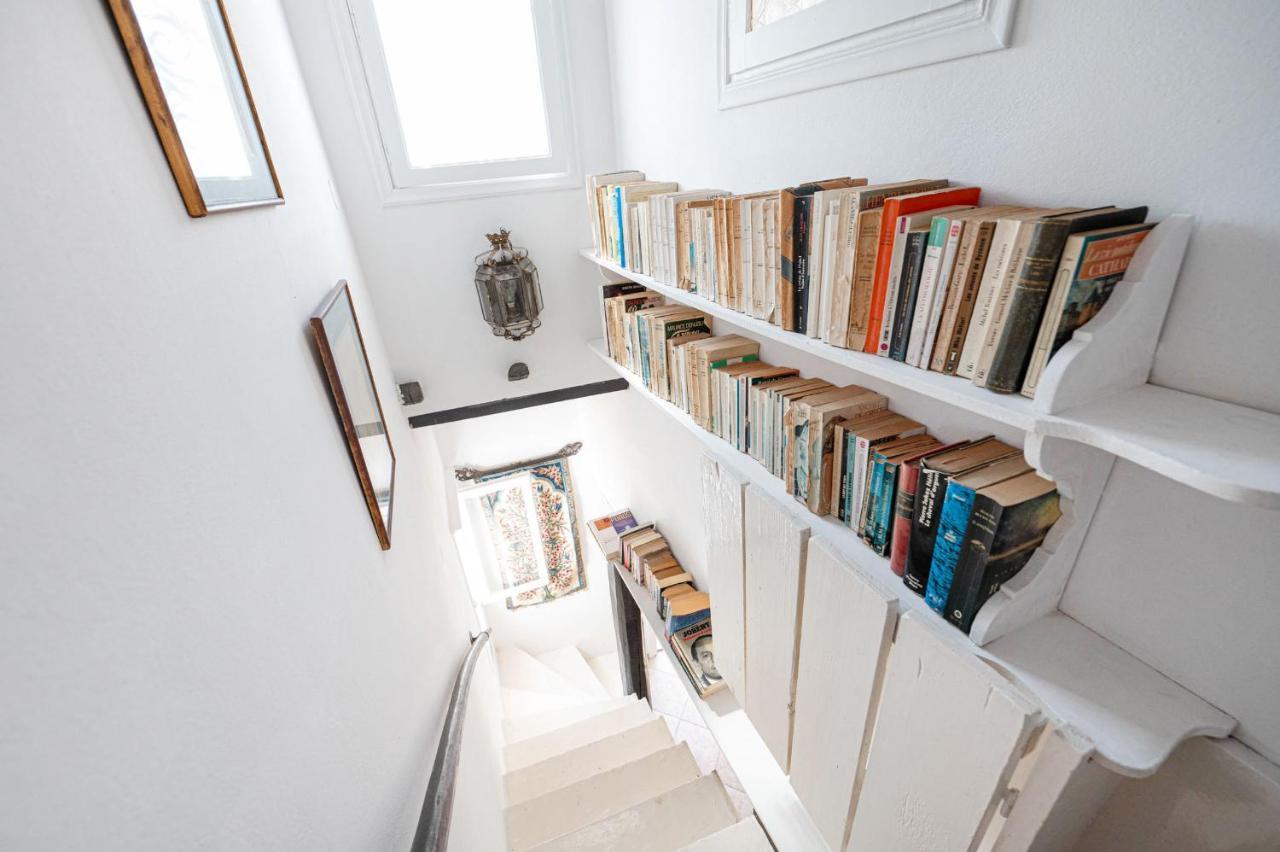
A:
[587,652,625,698]
[507,743,701,851]
[500,647,591,701]
[504,695,638,745]
[527,773,739,852]
[537,647,610,700]
[503,688,595,720]
[505,717,674,806]
[505,701,656,773]
[677,818,773,852]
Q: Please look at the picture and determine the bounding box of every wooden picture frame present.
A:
[107,0,284,217]
[311,281,396,550]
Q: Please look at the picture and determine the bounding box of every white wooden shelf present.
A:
[591,338,1238,778]
[609,558,827,852]
[580,220,1280,510]
[580,247,1039,432]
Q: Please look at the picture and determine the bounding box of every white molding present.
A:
[332,0,581,205]
[717,0,1018,110]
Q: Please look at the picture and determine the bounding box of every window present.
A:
[455,455,586,610]
[718,0,1018,109]
[341,0,578,203]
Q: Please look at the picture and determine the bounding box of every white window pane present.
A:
[371,0,551,169]
[132,0,254,179]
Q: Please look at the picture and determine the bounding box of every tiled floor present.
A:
[645,650,755,820]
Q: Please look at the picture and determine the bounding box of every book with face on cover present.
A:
[668,616,725,697]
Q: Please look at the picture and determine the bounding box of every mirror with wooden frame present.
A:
[311,282,396,551]
[107,0,283,216]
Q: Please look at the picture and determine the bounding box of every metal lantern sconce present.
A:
[474,228,543,341]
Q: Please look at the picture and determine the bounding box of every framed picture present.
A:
[311,281,396,550]
[107,0,283,216]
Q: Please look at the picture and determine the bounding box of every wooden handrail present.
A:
[410,629,492,852]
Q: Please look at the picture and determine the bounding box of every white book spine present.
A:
[957,219,1019,378]
[905,225,947,367]
[973,226,1035,386]
[877,216,913,357]
[919,218,968,369]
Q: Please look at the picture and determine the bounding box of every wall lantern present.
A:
[474,228,543,341]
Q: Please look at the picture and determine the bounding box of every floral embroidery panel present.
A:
[476,457,586,610]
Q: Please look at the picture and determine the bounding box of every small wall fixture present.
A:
[474,229,542,341]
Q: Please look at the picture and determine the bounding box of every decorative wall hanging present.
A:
[473,229,543,341]
[311,281,396,550]
[456,443,586,610]
[107,0,283,216]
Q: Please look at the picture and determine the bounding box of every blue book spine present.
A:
[638,319,652,388]
[666,609,711,634]
[615,187,627,268]
[863,455,887,541]
[843,433,857,526]
[924,480,979,612]
[873,463,899,554]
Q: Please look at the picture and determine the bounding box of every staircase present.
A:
[498,646,772,851]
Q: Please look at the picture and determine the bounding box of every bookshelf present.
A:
[579,213,1280,510]
[609,558,827,852]
[591,338,1237,778]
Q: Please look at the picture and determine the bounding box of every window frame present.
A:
[337,0,580,205]
[718,0,1018,109]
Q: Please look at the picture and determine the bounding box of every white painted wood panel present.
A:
[528,774,738,852]
[701,455,748,702]
[504,716,673,807]
[677,817,773,852]
[743,486,811,773]
[789,538,898,852]
[506,743,700,850]
[504,696,638,744]
[504,702,655,772]
[848,613,1042,852]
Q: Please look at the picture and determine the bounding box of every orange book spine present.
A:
[863,187,982,353]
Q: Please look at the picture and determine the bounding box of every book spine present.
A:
[779,191,799,331]
[842,432,857,524]
[667,609,712,634]
[863,204,900,353]
[987,221,1072,393]
[847,210,882,351]
[876,217,911,356]
[941,221,998,374]
[904,469,946,594]
[890,231,928,361]
[794,195,813,332]
[861,454,887,541]
[907,217,950,367]
[872,462,899,555]
[923,481,979,613]
[615,187,627,268]
[888,461,922,576]
[942,495,1003,633]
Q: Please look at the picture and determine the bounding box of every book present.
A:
[752,377,821,464]
[605,290,663,365]
[620,182,679,269]
[865,186,982,354]
[588,509,640,560]
[888,442,969,577]
[943,471,1061,633]
[923,455,1033,612]
[772,381,834,478]
[587,171,644,256]
[668,616,725,697]
[805,390,889,514]
[903,437,1019,594]
[864,435,940,550]
[661,583,697,619]
[887,224,933,361]
[645,560,684,594]
[738,367,800,453]
[618,526,660,574]
[1021,222,1156,398]
[847,415,928,532]
[653,310,713,399]
[829,409,900,522]
[666,590,712,633]
[687,336,760,429]
[879,206,970,358]
[985,207,1149,392]
[784,385,874,498]
[781,178,862,332]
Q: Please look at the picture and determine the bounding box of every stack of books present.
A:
[588,508,724,697]
[597,310,1063,638]
[588,171,1154,398]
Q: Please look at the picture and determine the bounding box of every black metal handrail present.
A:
[410,629,492,852]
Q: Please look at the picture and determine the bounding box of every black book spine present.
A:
[904,467,946,594]
[890,230,928,361]
[794,195,813,332]
[942,494,1001,632]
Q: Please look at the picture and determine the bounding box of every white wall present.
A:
[0,2,503,849]
[601,0,1280,763]
[281,0,618,415]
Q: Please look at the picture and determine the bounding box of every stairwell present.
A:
[496,645,772,851]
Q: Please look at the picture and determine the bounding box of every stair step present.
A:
[502,688,595,719]
[526,773,739,852]
[506,743,701,851]
[499,647,591,701]
[587,652,624,698]
[537,647,610,700]
[504,701,656,773]
[505,717,674,807]
[677,818,773,851]
[504,696,638,745]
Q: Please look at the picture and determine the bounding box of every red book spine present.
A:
[889,461,923,576]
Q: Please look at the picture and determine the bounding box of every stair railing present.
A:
[410,629,492,852]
